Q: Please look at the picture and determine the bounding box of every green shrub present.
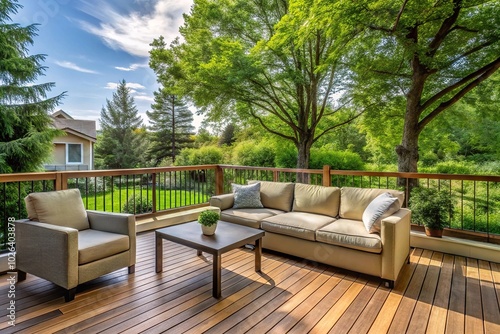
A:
[409,187,453,229]
[198,210,220,226]
[122,194,153,214]
[309,148,365,170]
[433,161,472,175]
[175,146,224,166]
[275,144,297,168]
[232,141,275,167]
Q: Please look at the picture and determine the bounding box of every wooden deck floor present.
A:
[1,231,500,333]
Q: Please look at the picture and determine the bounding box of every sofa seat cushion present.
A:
[78,229,130,265]
[316,219,382,254]
[261,212,335,241]
[221,208,284,228]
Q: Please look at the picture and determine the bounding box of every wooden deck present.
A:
[1,231,499,333]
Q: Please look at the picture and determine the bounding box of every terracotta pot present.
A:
[201,223,217,236]
[425,227,443,238]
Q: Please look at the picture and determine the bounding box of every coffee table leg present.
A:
[156,233,163,273]
[213,253,221,298]
[197,250,202,256]
[255,238,262,272]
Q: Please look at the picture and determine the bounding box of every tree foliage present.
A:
[0,0,64,173]
[334,0,500,174]
[95,80,146,169]
[146,89,194,165]
[149,0,367,170]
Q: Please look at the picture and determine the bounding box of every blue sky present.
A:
[13,0,194,129]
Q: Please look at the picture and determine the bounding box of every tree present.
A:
[95,80,146,169]
[0,0,64,173]
[149,0,367,170]
[218,123,236,146]
[146,88,194,165]
[337,0,500,174]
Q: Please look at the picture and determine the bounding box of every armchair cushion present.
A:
[78,229,130,265]
[25,188,90,231]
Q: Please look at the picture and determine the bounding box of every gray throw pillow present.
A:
[362,192,399,233]
[232,182,264,209]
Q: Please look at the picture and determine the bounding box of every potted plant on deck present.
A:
[409,187,454,238]
[198,210,220,236]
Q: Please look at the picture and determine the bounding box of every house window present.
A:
[66,144,83,164]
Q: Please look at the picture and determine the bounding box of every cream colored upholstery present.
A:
[293,183,340,217]
[15,189,136,302]
[209,181,411,286]
[249,180,294,211]
[261,212,335,241]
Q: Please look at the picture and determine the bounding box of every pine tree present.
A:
[95,80,146,169]
[146,88,194,165]
[0,0,65,173]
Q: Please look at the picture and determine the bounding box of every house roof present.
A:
[51,110,97,141]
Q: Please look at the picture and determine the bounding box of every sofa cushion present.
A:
[292,183,340,217]
[362,193,399,233]
[340,187,404,221]
[232,183,263,209]
[78,229,130,265]
[261,212,335,241]
[248,180,295,212]
[221,208,284,228]
[316,219,382,254]
[25,188,90,231]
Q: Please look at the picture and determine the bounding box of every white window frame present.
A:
[66,143,83,164]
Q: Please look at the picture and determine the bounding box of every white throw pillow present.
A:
[232,182,264,209]
[362,192,399,233]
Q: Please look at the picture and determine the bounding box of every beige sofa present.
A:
[210,181,411,287]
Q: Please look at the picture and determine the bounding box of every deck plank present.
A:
[1,232,499,334]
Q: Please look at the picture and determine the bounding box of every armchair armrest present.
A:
[15,220,79,289]
[86,211,135,236]
[209,193,234,210]
[380,208,411,281]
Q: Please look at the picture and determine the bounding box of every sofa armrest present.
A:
[209,193,234,210]
[380,208,411,282]
[87,210,135,236]
[15,220,79,289]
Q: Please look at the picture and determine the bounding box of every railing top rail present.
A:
[328,170,500,182]
[58,165,218,178]
[0,172,58,182]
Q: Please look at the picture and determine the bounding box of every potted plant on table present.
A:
[198,210,220,236]
[409,187,454,238]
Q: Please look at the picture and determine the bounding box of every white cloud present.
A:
[105,82,146,90]
[115,63,148,72]
[78,0,193,58]
[55,60,98,74]
[134,93,154,102]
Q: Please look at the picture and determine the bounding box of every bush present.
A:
[122,194,153,214]
[175,146,225,166]
[432,161,472,175]
[232,141,275,167]
[409,187,453,229]
[309,148,365,170]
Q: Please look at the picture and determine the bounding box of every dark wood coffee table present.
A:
[155,221,265,298]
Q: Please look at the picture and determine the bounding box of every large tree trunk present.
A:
[296,136,313,183]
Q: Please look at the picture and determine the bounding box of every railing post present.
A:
[323,165,331,187]
[57,172,66,190]
[215,165,224,195]
[273,171,279,182]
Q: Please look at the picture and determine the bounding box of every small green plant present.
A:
[122,194,153,214]
[198,210,220,226]
[409,187,453,230]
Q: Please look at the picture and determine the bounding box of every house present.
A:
[44,110,97,171]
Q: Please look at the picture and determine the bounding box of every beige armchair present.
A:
[15,188,136,302]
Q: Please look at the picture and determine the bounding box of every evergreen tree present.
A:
[0,0,64,173]
[95,80,145,169]
[218,123,236,146]
[146,88,194,165]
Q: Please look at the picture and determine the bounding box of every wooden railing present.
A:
[1,164,499,251]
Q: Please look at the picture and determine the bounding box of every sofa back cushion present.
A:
[25,188,90,230]
[292,183,340,217]
[248,181,295,212]
[340,187,404,221]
